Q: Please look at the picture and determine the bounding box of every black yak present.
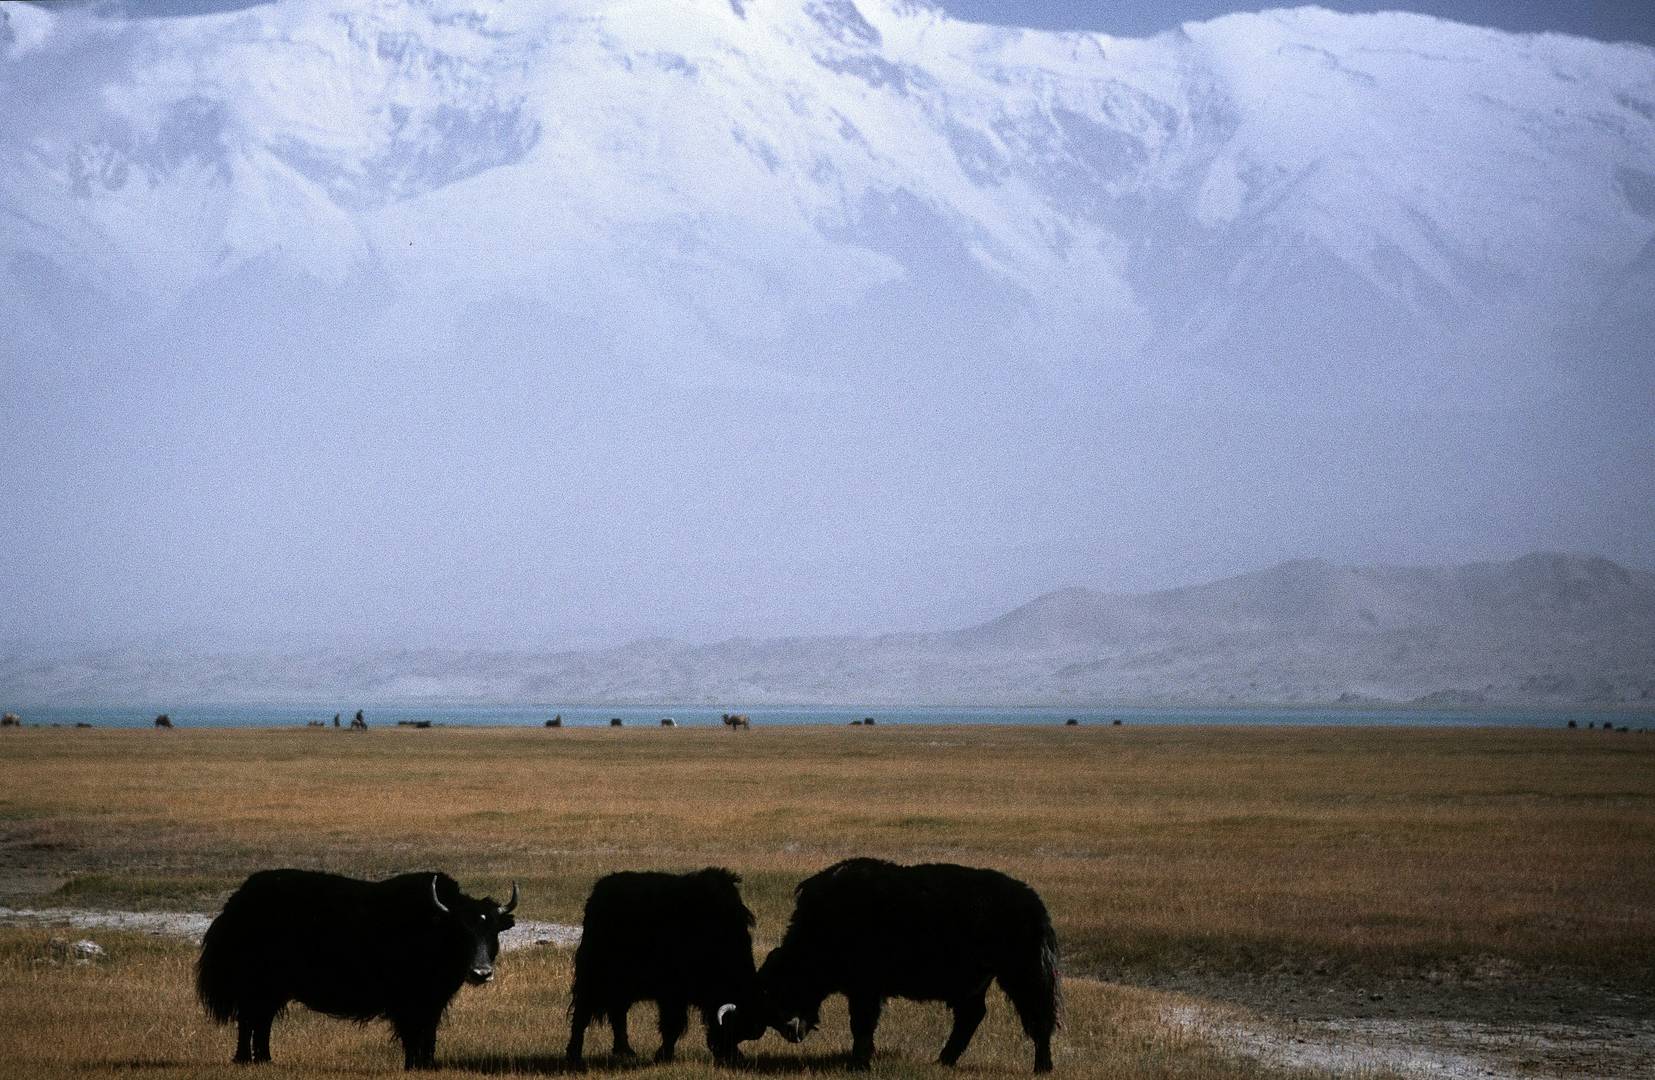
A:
[196,869,517,1069]
[755,858,1059,1072]
[566,868,767,1067]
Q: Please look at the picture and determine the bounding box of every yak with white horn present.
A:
[565,868,767,1067]
[197,870,517,1069]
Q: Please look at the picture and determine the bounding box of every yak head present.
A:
[753,944,821,1044]
[703,981,777,1061]
[429,874,518,986]
[704,994,771,1062]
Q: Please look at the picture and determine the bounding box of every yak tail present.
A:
[1039,916,1063,1030]
[195,918,239,1025]
[997,904,1062,1044]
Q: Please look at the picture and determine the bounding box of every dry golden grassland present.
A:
[0,724,1651,1079]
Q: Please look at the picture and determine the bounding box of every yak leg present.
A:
[565,999,595,1067]
[846,993,883,1071]
[609,1005,636,1058]
[392,1010,439,1070]
[235,999,277,1064]
[251,1014,274,1066]
[413,1025,439,1070]
[939,990,989,1067]
[234,1016,255,1064]
[654,998,688,1063]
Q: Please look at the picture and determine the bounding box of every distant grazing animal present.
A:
[566,868,767,1067]
[196,870,517,1069]
[660,717,676,727]
[0,713,19,727]
[333,713,341,728]
[757,858,1059,1072]
[545,716,562,728]
[1064,718,1079,727]
[610,717,624,727]
[75,722,92,729]
[1567,720,1578,729]
[721,714,750,730]
[862,717,876,726]
[350,711,367,731]
[154,714,173,729]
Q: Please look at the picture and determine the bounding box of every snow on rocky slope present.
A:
[3,0,1652,377]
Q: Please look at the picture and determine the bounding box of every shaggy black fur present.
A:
[196,869,515,1069]
[756,858,1060,1072]
[565,867,766,1067]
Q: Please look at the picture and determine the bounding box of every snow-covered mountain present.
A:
[4,0,1653,384]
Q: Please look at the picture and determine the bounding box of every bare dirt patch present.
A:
[1165,999,1655,1080]
[0,905,581,951]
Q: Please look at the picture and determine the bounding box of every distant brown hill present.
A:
[3,553,1652,708]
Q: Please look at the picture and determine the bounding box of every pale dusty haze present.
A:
[3,0,1653,652]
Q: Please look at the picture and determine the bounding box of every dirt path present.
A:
[0,905,581,950]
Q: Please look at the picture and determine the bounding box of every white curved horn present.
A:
[430,874,449,913]
[503,880,519,914]
[717,1004,737,1026]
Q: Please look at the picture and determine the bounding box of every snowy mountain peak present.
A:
[2,1,1652,405]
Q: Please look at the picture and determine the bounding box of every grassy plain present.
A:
[0,723,1652,1079]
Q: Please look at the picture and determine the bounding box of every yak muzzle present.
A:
[779,1017,811,1043]
[466,966,494,986]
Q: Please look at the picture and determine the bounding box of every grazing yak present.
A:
[755,858,1060,1072]
[196,870,517,1069]
[566,868,767,1067]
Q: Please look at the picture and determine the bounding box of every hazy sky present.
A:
[3,0,1652,652]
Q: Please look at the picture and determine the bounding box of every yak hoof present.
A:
[653,1048,675,1064]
